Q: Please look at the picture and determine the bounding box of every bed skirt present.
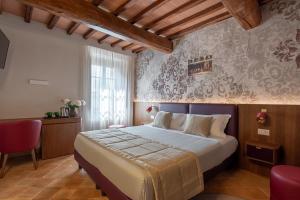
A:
[74,150,238,200]
[74,150,131,200]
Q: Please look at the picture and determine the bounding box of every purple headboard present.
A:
[159,103,238,138]
[159,103,189,114]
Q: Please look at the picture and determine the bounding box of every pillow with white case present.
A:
[170,113,187,131]
[210,114,231,138]
[183,114,212,137]
[152,111,172,129]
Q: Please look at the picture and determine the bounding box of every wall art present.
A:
[188,55,212,76]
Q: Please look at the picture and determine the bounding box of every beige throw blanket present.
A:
[82,129,204,200]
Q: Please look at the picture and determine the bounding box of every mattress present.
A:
[74,125,238,200]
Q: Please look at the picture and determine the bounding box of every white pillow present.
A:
[170,113,187,131]
[210,114,231,138]
[183,114,212,137]
[152,111,172,129]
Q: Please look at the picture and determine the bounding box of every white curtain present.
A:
[82,46,134,131]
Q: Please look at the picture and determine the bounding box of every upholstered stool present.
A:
[270,165,300,200]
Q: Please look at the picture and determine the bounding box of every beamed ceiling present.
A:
[0,0,269,54]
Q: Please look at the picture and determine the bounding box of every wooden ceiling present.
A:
[0,0,266,54]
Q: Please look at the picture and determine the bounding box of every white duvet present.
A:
[74,125,238,200]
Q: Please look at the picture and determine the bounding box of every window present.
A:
[83,46,133,130]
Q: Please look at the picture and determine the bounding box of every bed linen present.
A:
[74,125,238,200]
[80,129,203,200]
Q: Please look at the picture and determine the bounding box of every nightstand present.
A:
[246,141,280,165]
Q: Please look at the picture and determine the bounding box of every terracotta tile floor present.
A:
[0,155,270,200]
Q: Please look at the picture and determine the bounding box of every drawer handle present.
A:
[255,146,262,149]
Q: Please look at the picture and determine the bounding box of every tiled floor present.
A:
[0,155,269,200]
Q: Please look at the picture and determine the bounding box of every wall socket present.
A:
[258,129,270,136]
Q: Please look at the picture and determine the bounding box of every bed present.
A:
[74,103,238,200]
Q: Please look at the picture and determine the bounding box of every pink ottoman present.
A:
[270,165,300,200]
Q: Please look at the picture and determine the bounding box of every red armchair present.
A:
[270,165,300,200]
[0,120,42,178]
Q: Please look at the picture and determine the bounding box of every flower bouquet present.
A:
[146,105,158,119]
[62,98,86,117]
[256,111,268,125]
[146,106,152,113]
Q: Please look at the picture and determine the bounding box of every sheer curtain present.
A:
[82,46,134,131]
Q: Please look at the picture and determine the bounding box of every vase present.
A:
[69,108,77,117]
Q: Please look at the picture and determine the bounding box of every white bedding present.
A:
[74,125,238,200]
[124,125,238,172]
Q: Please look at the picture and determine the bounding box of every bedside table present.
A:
[246,141,280,165]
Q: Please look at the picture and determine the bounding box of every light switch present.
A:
[258,129,270,136]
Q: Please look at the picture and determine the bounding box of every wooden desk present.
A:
[41,117,81,159]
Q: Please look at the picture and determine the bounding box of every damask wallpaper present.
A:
[135,0,300,104]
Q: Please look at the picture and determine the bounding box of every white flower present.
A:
[74,100,82,107]
[63,98,71,104]
[81,100,86,106]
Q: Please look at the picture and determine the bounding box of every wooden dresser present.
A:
[41,117,81,159]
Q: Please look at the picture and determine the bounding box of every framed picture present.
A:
[188,55,212,76]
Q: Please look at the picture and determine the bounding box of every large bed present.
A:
[74,103,239,200]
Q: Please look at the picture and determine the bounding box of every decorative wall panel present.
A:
[135,0,300,104]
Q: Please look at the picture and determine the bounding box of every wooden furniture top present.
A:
[246,140,280,150]
[42,117,81,125]
[1,0,267,53]
[0,117,81,124]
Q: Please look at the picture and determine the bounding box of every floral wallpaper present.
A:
[135,0,300,104]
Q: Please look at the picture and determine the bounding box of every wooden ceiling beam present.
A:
[110,39,122,47]
[95,0,132,47]
[128,0,169,24]
[67,21,80,35]
[83,29,96,39]
[143,0,206,30]
[24,5,33,23]
[113,0,132,16]
[221,0,261,30]
[259,0,273,5]
[97,34,109,43]
[156,2,224,35]
[132,47,145,53]
[18,0,173,53]
[47,14,60,29]
[168,12,231,39]
[122,43,135,50]
[92,0,104,6]
[0,0,3,15]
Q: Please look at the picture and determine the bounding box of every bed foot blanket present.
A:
[81,129,204,200]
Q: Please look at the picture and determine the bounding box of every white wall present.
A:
[0,13,135,119]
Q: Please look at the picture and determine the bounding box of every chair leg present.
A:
[0,154,8,178]
[31,149,38,170]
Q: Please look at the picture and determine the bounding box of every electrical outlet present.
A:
[258,129,270,136]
